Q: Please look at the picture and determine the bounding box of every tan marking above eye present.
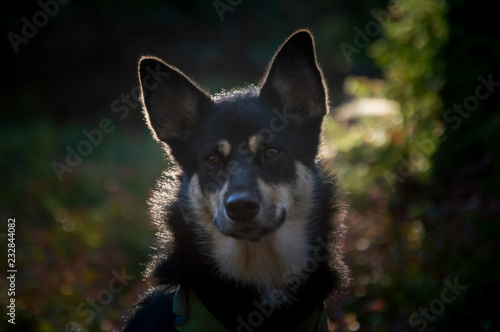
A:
[217,140,231,157]
[248,135,262,154]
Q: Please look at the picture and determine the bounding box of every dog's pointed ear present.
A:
[259,30,328,122]
[138,57,212,142]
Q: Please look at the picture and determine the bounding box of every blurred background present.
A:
[2,0,499,331]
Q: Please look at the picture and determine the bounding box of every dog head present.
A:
[138,30,328,243]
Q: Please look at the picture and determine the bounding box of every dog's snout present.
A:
[225,192,260,221]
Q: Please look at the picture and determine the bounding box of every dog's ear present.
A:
[259,30,328,122]
[138,57,211,142]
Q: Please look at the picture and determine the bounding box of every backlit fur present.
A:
[124,30,349,332]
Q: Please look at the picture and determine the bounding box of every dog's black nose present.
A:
[225,192,260,221]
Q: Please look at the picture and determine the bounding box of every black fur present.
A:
[123,30,349,331]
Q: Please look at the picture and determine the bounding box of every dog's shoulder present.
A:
[122,286,175,332]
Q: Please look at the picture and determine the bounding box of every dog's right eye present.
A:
[205,155,221,167]
[263,147,280,160]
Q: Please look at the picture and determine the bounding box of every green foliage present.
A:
[323,0,500,331]
[1,121,166,331]
[323,0,448,210]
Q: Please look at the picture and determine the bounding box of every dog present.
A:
[123,30,349,332]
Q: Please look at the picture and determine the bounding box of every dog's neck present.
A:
[172,285,328,331]
[177,244,335,331]
[203,222,313,304]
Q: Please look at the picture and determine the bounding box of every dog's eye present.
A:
[263,148,279,160]
[205,155,221,166]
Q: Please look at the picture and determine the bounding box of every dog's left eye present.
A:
[205,155,221,166]
[263,148,279,160]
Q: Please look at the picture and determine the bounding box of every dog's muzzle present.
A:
[213,189,286,241]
